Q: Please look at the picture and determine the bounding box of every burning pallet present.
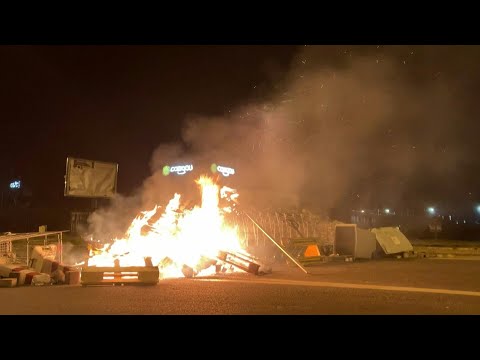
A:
[217,250,261,275]
[81,257,159,286]
[175,251,264,278]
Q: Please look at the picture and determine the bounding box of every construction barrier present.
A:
[282,237,325,266]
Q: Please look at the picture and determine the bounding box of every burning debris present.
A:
[83,176,268,280]
[217,251,260,275]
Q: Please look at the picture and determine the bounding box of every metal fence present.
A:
[227,208,340,249]
[0,231,67,264]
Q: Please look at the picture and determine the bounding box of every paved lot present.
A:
[1,258,480,314]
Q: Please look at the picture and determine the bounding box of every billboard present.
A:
[64,157,118,198]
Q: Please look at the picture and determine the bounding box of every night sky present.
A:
[0,45,297,206]
[1,45,480,211]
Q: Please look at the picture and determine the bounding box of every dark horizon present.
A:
[1,45,480,214]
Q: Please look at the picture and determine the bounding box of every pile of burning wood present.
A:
[80,176,283,285]
[160,249,271,278]
[80,248,271,286]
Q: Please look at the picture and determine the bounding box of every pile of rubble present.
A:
[0,245,80,288]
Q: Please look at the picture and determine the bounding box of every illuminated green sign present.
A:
[162,164,193,176]
[211,164,235,177]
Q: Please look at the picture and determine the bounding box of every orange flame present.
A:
[86,176,244,278]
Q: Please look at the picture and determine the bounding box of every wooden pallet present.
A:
[81,266,159,286]
[217,251,261,275]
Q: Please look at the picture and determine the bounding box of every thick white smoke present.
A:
[88,45,469,240]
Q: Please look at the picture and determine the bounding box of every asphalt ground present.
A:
[1,258,480,314]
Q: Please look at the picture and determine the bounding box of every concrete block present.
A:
[31,273,51,286]
[0,278,17,287]
[24,272,41,285]
[65,271,80,285]
[41,259,54,274]
[0,264,28,277]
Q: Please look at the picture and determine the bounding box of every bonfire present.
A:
[85,176,259,278]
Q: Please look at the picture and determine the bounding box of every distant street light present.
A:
[427,207,435,215]
[384,208,390,214]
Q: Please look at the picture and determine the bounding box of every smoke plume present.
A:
[88,45,472,240]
